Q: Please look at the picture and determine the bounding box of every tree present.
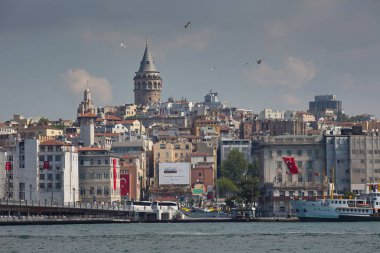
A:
[38,117,50,125]
[217,177,239,197]
[221,149,248,183]
[219,150,260,205]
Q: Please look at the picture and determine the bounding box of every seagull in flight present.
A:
[120,42,127,48]
[257,58,263,64]
[210,67,216,71]
[185,21,191,29]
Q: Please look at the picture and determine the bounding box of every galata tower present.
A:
[133,39,162,106]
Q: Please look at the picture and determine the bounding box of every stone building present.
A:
[255,135,326,217]
[133,40,162,106]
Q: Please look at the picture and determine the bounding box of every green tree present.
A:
[219,150,260,205]
[221,149,248,183]
[217,177,239,197]
[38,117,49,125]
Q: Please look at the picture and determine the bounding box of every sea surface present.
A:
[1,222,380,253]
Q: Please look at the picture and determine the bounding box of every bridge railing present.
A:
[0,198,129,212]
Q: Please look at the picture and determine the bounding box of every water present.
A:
[1,222,380,253]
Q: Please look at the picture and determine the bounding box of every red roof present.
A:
[105,115,122,121]
[40,140,72,146]
[77,113,97,118]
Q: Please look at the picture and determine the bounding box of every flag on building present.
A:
[113,159,117,190]
[120,174,130,196]
[282,156,299,174]
[43,161,49,169]
[5,162,12,170]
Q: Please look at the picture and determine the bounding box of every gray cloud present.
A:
[243,57,316,89]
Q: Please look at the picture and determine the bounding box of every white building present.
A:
[258,109,284,120]
[2,139,79,204]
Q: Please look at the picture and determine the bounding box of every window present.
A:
[90,187,95,195]
[39,183,45,189]
[104,186,109,195]
[47,183,52,190]
[40,174,45,180]
[277,161,282,169]
[287,150,292,156]
[55,174,61,180]
[160,144,166,149]
[39,155,44,161]
[97,186,102,195]
[98,160,101,165]
[297,150,302,156]
[55,183,61,190]
[47,155,53,161]
[48,146,54,152]
[47,174,53,180]
[278,174,283,183]
[277,150,282,156]
[80,187,86,195]
[308,173,313,182]
[55,155,61,162]
[298,174,303,182]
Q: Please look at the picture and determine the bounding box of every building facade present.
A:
[256,135,326,216]
[78,147,120,203]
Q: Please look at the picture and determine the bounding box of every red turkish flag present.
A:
[43,161,49,169]
[113,159,117,190]
[282,156,299,174]
[120,174,130,196]
[5,162,12,170]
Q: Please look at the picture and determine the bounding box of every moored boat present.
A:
[290,184,380,221]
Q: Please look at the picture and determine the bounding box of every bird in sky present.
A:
[210,67,216,71]
[120,42,127,48]
[257,58,263,64]
[185,21,191,28]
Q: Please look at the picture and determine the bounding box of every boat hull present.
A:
[290,199,380,222]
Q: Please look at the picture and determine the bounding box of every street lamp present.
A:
[73,187,76,207]
[138,175,143,200]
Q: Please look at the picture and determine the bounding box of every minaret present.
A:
[77,87,97,147]
[77,85,97,116]
[133,38,162,106]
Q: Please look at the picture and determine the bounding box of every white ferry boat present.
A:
[290,185,380,221]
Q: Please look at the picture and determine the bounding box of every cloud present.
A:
[243,57,316,89]
[61,69,112,104]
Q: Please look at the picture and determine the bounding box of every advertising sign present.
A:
[159,162,190,185]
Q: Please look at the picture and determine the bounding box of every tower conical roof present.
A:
[138,42,157,72]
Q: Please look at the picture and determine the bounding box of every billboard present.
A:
[159,162,190,185]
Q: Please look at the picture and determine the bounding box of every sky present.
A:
[1,0,380,121]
